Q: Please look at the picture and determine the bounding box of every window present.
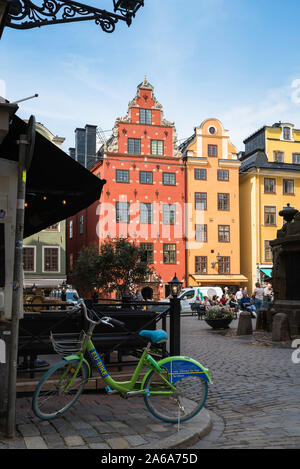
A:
[140,203,153,224]
[218,193,230,211]
[140,243,154,264]
[163,204,176,225]
[44,223,59,231]
[194,168,207,180]
[140,108,152,124]
[264,240,272,262]
[116,202,130,223]
[128,138,141,154]
[163,172,176,185]
[44,247,59,272]
[195,256,207,274]
[195,224,207,242]
[151,140,164,156]
[283,127,291,140]
[283,179,294,195]
[208,144,218,157]
[163,244,177,264]
[218,256,230,274]
[69,220,73,239]
[273,151,284,163]
[116,169,129,183]
[292,153,300,164]
[218,225,230,242]
[217,170,229,181]
[264,206,276,226]
[181,290,196,300]
[264,178,276,193]
[139,171,153,184]
[23,247,35,272]
[79,214,84,234]
[195,192,207,210]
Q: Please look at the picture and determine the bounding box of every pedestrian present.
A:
[134,289,144,301]
[253,282,264,314]
[240,292,257,318]
[236,287,243,310]
[263,283,273,309]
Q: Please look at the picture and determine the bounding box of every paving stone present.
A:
[18,423,40,437]
[24,436,48,449]
[107,437,131,449]
[88,443,110,449]
[124,435,147,446]
[64,435,85,447]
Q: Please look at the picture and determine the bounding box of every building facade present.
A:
[67,79,185,300]
[180,118,247,289]
[240,122,300,292]
[23,123,66,290]
[69,124,97,169]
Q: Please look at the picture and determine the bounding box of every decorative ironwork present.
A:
[5,0,144,32]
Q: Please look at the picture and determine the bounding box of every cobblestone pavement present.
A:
[182,317,300,449]
[0,316,299,449]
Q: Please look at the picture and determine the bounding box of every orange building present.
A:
[67,79,185,300]
[180,118,247,289]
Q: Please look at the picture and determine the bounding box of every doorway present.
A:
[141,286,153,301]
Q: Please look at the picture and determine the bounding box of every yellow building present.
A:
[180,118,247,289]
[240,122,300,293]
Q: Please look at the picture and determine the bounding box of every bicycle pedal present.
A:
[105,386,118,395]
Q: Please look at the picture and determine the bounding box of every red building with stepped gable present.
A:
[67,79,185,300]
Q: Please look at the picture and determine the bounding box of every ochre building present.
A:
[180,118,247,289]
[240,122,300,292]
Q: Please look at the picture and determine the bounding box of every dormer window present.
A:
[283,127,291,140]
[280,124,294,141]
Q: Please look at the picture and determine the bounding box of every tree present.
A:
[73,238,153,297]
[72,244,102,296]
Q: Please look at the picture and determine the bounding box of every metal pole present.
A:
[169,297,181,356]
[6,134,27,438]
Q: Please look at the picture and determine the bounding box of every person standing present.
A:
[253,282,264,314]
[263,283,273,309]
[236,288,243,310]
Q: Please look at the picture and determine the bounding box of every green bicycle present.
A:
[32,300,212,423]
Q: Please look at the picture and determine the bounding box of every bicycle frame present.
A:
[64,337,178,396]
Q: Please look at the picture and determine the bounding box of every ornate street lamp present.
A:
[168,273,183,299]
[1,0,144,38]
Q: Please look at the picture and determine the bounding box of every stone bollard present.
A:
[237,311,253,336]
[272,313,290,342]
[256,309,266,330]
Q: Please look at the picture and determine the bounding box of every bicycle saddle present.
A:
[139,330,168,344]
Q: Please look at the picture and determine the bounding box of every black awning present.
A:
[0,114,105,238]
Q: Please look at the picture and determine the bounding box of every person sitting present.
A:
[219,294,227,306]
[240,292,257,318]
[227,294,239,314]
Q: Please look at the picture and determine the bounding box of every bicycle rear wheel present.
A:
[144,367,208,423]
[32,359,89,420]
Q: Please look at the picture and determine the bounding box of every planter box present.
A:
[205,318,233,329]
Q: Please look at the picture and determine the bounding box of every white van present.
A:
[178,286,223,313]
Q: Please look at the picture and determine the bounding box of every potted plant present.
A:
[204,305,234,329]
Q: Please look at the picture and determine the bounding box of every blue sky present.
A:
[1,0,300,152]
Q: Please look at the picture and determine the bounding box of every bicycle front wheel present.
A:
[32,359,89,420]
[144,367,208,423]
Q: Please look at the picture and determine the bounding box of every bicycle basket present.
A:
[50,331,87,357]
